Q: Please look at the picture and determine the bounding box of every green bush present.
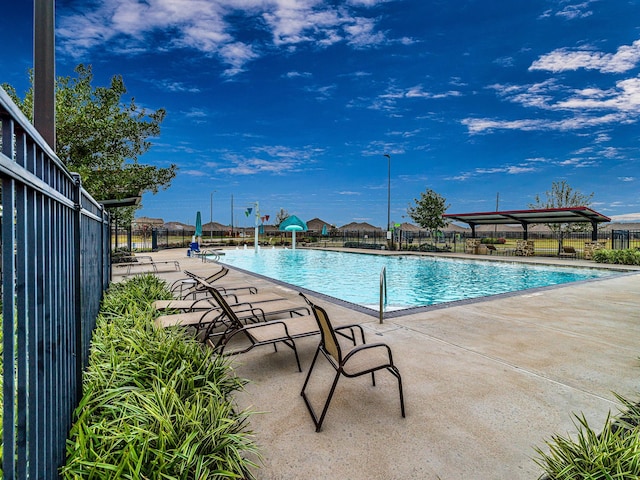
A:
[535,393,640,479]
[593,249,640,265]
[62,274,258,479]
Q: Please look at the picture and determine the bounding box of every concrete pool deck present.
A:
[116,248,640,479]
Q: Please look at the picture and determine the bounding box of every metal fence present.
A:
[1,88,110,479]
[119,226,640,255]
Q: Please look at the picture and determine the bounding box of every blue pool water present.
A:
[217,248,618,311]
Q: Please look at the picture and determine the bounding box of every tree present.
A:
[529,180,595,253]
[407,189,450,243]
[2,64,177,224]
[274,208,289,227]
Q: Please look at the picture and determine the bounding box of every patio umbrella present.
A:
[195,211,203,245]
[321,224,328,236]
[279,215,308,250]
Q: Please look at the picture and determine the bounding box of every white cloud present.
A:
[462,112,631,134]
[610,212,640,222]
[618,177,636,182]
[467,75,640,134]
[529,40,640,74]
[57,0,390,76]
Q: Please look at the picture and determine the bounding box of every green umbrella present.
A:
[279,215,308,250]
[195,211,203,237]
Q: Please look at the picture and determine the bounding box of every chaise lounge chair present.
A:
[169,266,258,299]
[299,293,405,432]
[203,287,324,371]
[155,285,310,333]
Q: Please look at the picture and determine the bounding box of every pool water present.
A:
[217,248,618,311]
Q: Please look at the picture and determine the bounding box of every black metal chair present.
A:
[299,293,405,432]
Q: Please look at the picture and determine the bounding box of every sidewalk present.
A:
[122,248,640,479]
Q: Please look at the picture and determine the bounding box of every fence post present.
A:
[72,173,84,397]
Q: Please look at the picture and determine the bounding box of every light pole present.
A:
[384,154,391,235]
[209,190,216,240]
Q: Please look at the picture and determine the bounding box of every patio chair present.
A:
[299,293,405,432]
[203,287,322,371]
[559,246,577,259]
[486,244,497,255]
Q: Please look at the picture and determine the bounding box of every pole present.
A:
[210,190,216,240]
[254,201,260,253]
[231,194,234,238]
[34,0,56,149]
[385,154,391,231]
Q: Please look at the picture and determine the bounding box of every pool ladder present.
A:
[379,266,387,324]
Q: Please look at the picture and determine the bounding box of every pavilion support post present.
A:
[522,224,528,240]
[592,222,598,241]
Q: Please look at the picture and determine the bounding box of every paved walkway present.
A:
[115,248,640,480]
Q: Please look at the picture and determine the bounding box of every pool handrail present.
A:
[380,266,387,324]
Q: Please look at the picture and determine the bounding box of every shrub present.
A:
[534,394,640,480]
[62,274,258,479]
[593,249,640,265]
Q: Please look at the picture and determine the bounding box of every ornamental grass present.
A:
[61,274,258,479]
[535,393,640,480]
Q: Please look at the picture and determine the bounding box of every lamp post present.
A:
[383,154,391,239]
[209,190,216,240]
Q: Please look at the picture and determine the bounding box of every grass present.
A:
[61,274,258,479]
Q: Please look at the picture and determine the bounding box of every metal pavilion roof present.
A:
[443,207,610,226]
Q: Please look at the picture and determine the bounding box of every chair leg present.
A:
[314,371,341,432]
[389,366,406,418]
[301,348,342,432]
[281,339,301,372]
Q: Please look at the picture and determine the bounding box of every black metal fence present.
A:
[124,226,639,257]
[1,88,110,478]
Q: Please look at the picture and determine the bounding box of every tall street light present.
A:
[210,190,216,240]
[384,154,391,234]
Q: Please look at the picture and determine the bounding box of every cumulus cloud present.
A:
[465,75,640,134]
[529,39,640,74]
[57,0,390,76]
[217,145,321,175]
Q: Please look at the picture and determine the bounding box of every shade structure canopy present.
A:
[443,207,610,241]
[279,215,308,250]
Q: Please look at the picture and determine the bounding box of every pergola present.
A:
[443,207,611,241]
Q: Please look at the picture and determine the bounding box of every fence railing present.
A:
[1,88,110,479]
[117,226,640,255]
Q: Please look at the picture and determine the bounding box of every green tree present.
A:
[529,180,594,253]
[3,64,177,223]
[407,188,450,242]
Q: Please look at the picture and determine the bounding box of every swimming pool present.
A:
[217,248,618,314]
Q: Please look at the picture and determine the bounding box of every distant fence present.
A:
[1,88,110,478]
[122,226,639,256]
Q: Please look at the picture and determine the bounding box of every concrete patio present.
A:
[118,248,640,479]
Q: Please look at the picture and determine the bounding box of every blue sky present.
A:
[3,0,640,228]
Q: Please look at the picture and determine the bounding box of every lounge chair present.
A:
[559,246,577,259]
[203,287,322,372]
[155,287,310,333]
[153,289,285,312]
[169,266,258,299]
[299,293,405,432]
[486,244,497,255]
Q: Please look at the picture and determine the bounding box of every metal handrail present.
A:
[379,266,387,324]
